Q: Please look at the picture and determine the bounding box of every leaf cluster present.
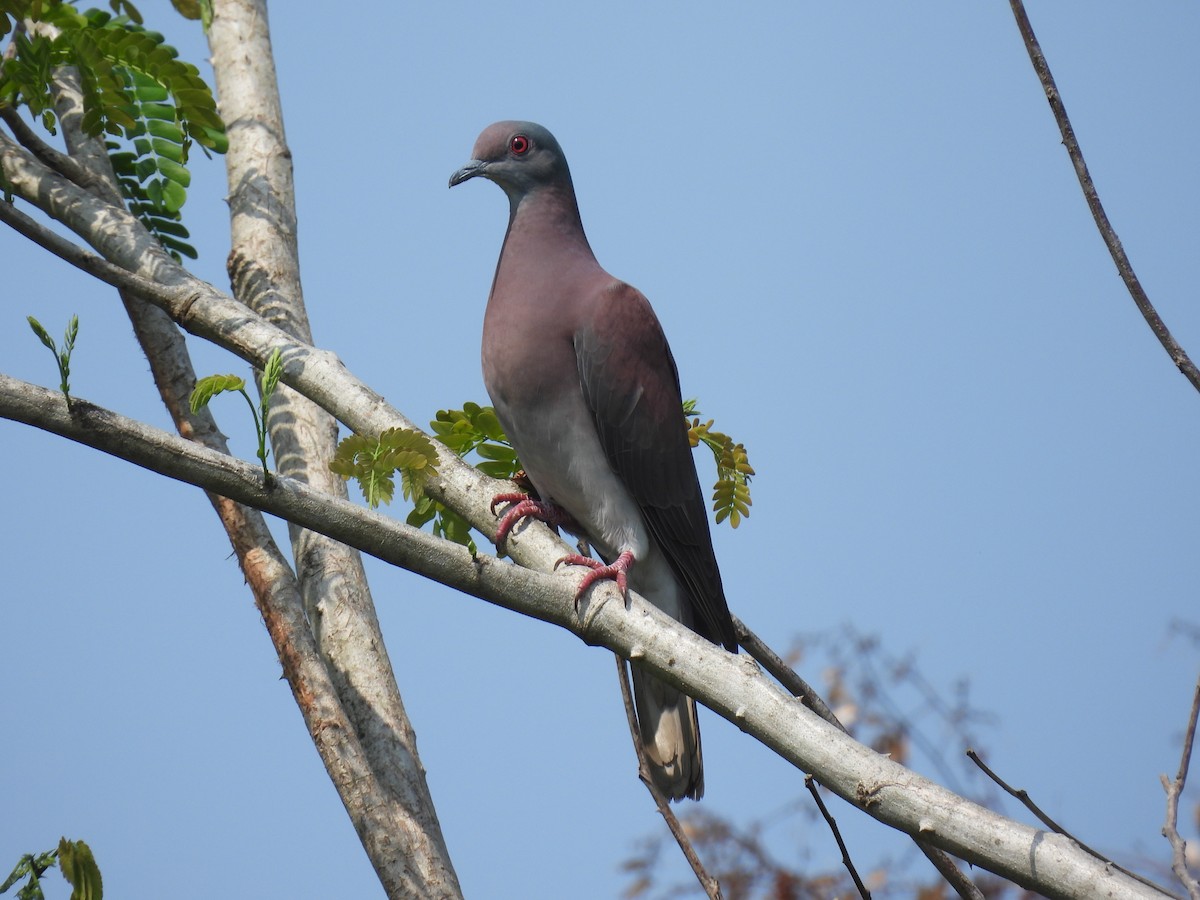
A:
[685,399,754,528]
[329,428,439,509]
[1,0,227,259]
[26,312,77,405]
[429,401,520,480]
[333,399,754,557]
[404,402,528,552]
[189,348,284,478]
[2,838,101,900]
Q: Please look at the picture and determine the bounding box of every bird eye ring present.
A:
[510,134,530,155]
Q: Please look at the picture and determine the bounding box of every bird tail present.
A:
[630,664,703,801]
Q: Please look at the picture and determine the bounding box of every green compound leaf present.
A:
[189,373,246,414]
[332,396,752,551]
[330,429,440,509]
[26,315,55,352]
[431,403,520,480]
[0,3,227,260]
[56,838,102,900]
[688,408,755,529]
[260,347,283,400]
[0,848,57,899]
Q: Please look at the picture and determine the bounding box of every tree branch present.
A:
[10,45,463,900]
[1008,0,1200,394]
[0,103,118,202]
[0,130,561,577]
[615,656,723,899]
[968,748,1174,897]
[1161,676,1200,900]
[735,616,839,725]
[0,373,1171,900]
[206,2,461,894]
[737,617,986,899]
[804,775,870,899]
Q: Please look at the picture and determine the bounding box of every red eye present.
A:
[510,134,530,155]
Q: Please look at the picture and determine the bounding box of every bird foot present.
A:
[490,493,576,553]
[556,550,635,607]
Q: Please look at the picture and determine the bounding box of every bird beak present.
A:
[449,159,488,188]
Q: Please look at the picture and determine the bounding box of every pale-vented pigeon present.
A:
[450,121,737,801]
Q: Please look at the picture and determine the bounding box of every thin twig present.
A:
[1008,0,1200,394]
[804,775,871,899]
[1160,675,1200,900]
[913,842,986,900]
[968,748,1178,898]
[735,617,986,900]
[614,656,722,900]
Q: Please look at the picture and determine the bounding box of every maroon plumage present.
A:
[451,121,736,800]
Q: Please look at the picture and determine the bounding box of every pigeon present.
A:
[450,121,737,800]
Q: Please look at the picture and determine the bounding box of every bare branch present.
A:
[739,618,987,899]
[1161,676,1200,899]
[615,657,723,899]
[967,748,1092,847]
[0,373,1172,900]
[735,617,842,726]
[968,748,1176,897]
[913,842,987,900]
[1008,0,1200,395]
[804,775,871,899]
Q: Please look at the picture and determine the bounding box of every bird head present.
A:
[449,121,572,199]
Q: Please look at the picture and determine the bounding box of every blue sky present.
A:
[2,2,1198,897]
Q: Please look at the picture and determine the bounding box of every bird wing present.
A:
[574,281,737,651]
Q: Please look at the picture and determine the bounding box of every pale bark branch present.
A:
[205,1,461,893]
[0,372,1171,900]
[736,617,986,899]
[0,127,552,563]
[6,65,453,900]
[3,42,462,898]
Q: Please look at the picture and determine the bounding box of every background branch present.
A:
[615,656,723,899]
[1161,676,1200,900]
[804,775,870,899]
[1008,0,1200,394]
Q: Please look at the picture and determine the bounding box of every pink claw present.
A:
[556,550,635,606]
[491,494,575,551]
[489,492,530,516]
